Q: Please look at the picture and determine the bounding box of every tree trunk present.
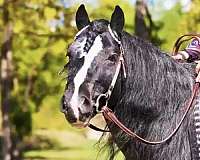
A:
[134,0,153,40]
[1,0,13,160]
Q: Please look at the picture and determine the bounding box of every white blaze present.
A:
[70,35,103,118]
[75,25,89,58]
[79,38,87,58]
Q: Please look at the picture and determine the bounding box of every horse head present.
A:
[61,5,125,128]
[60,4,199,160]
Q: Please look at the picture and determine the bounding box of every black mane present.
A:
[104,31,196,160]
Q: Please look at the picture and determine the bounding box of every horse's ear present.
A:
[76,4,90,30]
[110,6,124,35]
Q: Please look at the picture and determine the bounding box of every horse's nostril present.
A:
[61,96,67,113]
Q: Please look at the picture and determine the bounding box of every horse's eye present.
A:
[107,53,118,62]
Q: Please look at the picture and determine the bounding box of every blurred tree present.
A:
[158,3,186,51]
[90,0,135,33]
[0,0,13,160]
[181,0,200,32]
[0,0,75,159]
[135,0,151,39]
[134,0,163,45]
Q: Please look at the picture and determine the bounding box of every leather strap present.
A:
[88,123,110,132]
[101,83,199,145]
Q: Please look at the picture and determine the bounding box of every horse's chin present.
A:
[71,118,91,129]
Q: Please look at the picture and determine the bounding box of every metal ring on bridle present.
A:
[95,93,109,113]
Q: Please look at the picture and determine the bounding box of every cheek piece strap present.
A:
[94,25,126,113]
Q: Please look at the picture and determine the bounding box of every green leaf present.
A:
[40,71,53,86]
[44,7,57,20]
[14,20,24,33]
[31,0,48,5]
[49,39,66,55]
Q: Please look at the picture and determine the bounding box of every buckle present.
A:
[95,93,109,113]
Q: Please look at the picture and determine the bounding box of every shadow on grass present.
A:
[23,148,99,160]
[23,133,59,151]
[24,156,76,160]
[22,130,101,160]
[0,136,2,159]
[24,156,92,160]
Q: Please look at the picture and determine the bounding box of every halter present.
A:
[89,30,200,145]
[94,25,126,113]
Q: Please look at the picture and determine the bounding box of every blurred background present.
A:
[0,0,199,159]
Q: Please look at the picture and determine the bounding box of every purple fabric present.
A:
[185,38,200,61]
[188,38,200,49]
[185,50,199,61]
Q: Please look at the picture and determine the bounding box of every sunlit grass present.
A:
[23,94,125,160]
[23,129,98,160]
[24,148,98,160]
[24,147,124,160]
[23,129,124,160]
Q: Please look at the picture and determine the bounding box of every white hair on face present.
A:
[74,25,89,58]
[78,38,87,58]
[74,25,89,40]
[70,35,103,118]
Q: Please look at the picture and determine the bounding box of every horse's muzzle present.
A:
[61,95,93,128]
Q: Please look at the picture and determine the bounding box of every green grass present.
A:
[21,95,124,160]
[24,147,124,160]
[23,129,124,160]
[24,148,97,160]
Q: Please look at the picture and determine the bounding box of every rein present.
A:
[89,31,200,145]
[101,83,199,145]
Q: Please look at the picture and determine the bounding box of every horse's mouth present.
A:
[71,117,91,128]
[62,96,97,128]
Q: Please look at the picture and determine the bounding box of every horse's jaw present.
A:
[71,120,90,128]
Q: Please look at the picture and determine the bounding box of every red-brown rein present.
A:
[102,83,199,145]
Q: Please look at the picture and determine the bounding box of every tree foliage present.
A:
[182,0,200,32]
[0,1,76,157]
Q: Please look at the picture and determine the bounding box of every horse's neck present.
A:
[110,35,195,159]
[120,35,194,116]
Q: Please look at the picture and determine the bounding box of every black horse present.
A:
[61,4,200,160]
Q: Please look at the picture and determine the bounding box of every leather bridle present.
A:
[89,29,200,145]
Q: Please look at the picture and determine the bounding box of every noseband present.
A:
[88,29,200,145]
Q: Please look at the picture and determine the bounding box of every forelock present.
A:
[80,19,109,54]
